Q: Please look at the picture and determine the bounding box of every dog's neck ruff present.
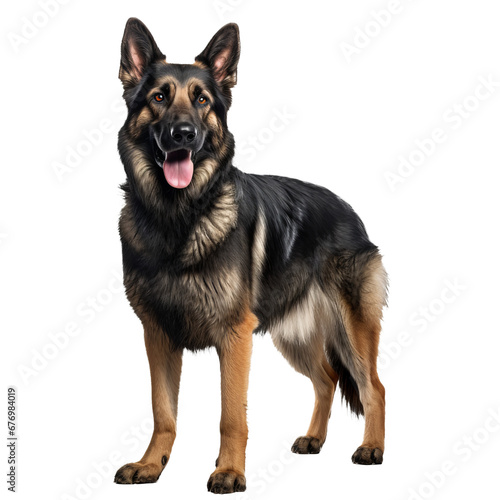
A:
[121,134,238,265]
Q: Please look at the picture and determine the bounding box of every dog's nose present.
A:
[170,122,197,145]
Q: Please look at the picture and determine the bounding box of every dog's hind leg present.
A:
[345,314,386,465]
[291,350,338,454]
[328,251,388,465]
[271,320,338,454]
[115,318,182,484]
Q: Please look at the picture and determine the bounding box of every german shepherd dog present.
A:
[114,18,388,494]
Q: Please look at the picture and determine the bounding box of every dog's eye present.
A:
[154,93,164,103]
[197,95,207,104]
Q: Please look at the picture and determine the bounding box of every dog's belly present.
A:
[265,282,333,343]
[124,262,247,350]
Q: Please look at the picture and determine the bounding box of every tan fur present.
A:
[269,255,387,456]
[206,110,225,148]
[271,282,330,344]
[122,238,246,352]
[186,77,215,100]
[306,358,338,442]
[359,253,388,323]
[335,297,368,384]
[272,330,338,448]
[171,85,192,113]
[346,316,385,451]
[118,66,136,90]
[141,318,182,457]
[130,107,155,138]
[119,204,144,253]
[182,181,238,265]
[121,137,161,203]
[148,75,177,96]
[250,208,266,308]
[353,324,385,450]
[341,257,387,452]
[211,310,258,479]
[115,316,183,483]
[178,264,246,346]
[193,60,208,69]
[186,158,218,197]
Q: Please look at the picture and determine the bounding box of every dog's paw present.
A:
[351,446,383,465]
[114,462,162,484]
[207,470,246,494]
[291,436,322,454]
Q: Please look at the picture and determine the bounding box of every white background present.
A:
[2,0,500,499]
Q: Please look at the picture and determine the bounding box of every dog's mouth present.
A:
[154,142,194,189]
[163,149,193,189]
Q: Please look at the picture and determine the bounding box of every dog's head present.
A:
[119,18,240,189]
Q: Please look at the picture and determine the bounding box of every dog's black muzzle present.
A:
[152,121,205,167]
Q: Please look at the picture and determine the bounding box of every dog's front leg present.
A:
[207,312,257,494]
[115,322,182,484]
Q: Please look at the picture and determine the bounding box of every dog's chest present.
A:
[120,192,244,347]
[125,261,245,348]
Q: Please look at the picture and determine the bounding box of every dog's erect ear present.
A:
[195,23,240,90]
[119,18,165,89]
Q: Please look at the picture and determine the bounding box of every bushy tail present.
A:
[324,248,388,417]
[326,330,364,417]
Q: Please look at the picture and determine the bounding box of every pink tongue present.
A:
[163,151,194,189]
